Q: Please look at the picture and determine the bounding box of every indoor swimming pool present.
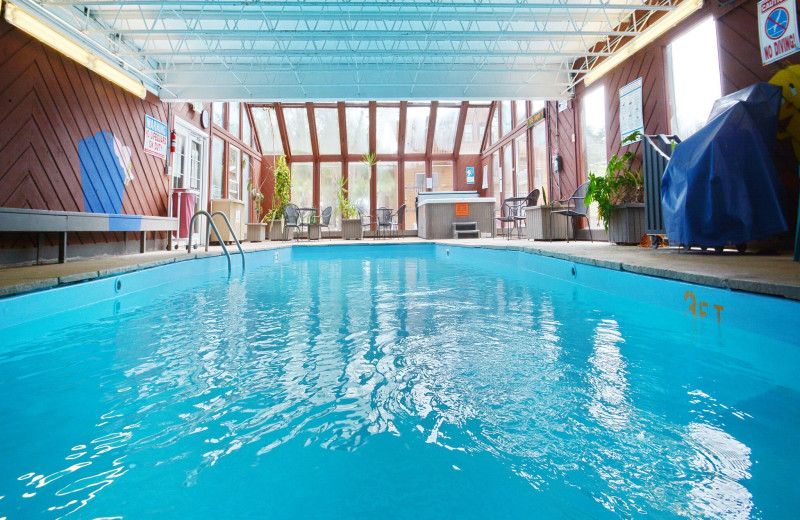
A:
[0,244,798,519]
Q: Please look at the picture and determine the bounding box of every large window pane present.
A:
[405,106,430,154]
[212,102,223,127]
[582,86,607,178]
[490,108,499,145]
[314,108,341,155]
[229,102,240,138]
[291,162,313,208]
[211,136,224,199]
[284,107,312,155]
[228,145,241,200]
[515,134,528,196]
[515,101,527,126]
[376,161,398,210]
[404,161,425,230]
[242,154,250,219]
[252,107,283,155]
[348,162,370,212]
[492,152,502,210]
[532,123,547,197]
[501,101,512,136]
[532,100,545,113]
[242,107,252,147]
[433,107,459,154]
[460,106,490,154]
[432,160,453,192]
[320,162,342,230]
[503,145,513,199]
[667,17,721,139]
[346,107,369,155]
[376,107,399,154]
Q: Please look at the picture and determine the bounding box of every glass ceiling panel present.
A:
[460,106,490,155]
[405,106,430,154]
[432,107,459,154]
[376,107,399,154]
[346,107,369,155]
[314,108,341,155]
[252,107,283,155]
[283,107,312,155]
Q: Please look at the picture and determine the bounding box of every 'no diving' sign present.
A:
[759,0,800,65]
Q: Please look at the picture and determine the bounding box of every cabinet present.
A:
[210,199,246,242]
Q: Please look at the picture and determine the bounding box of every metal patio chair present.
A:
[282,203,302,240]
[549,181,593,243]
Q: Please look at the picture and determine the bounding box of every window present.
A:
[228,145,241,199]
[667,17,721,139]
[433,107,459,154]
[432,160,453,192]
[291,162,313,208]
[515,134,528,196]
[284,107,312,155]
[503,145,513,199]
[492,152,502,209]
[172,133,186,189]
[348,162,370,212]
[582,86,607,227]
[405,161,426,229]
[376,161,398,209]
[252,107,283,155]
[229,102,240,137]
[489,108,499,145]
[211,137,224,199]
[376,107,400,154]
[242,154,250,218]
[189,138,202,191]
[405,105,430,154]
[501,101,512,136]
[346,107,369,155]
[212,102,224,127]
[242,107,252,147]
[532,123,547,195]
[461,106,489,154]
[315,108,341,155]
[532,100,545,113]
[320,162,342,230]
[515,101,527,126]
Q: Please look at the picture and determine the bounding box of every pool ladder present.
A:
[186,210,246,274]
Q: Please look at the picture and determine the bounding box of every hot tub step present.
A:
[453,222,478,239]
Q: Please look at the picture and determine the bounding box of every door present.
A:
[172,118,208,245]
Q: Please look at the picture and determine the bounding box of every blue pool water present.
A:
[1,244,799,519]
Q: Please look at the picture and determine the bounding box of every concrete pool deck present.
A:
[1,237,799,301]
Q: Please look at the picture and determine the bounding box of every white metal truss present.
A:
[17,0,683,101]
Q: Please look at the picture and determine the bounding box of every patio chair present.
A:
[282,203,302,240]
[525,189,540,207]
[317,206,332,239]
[549,181,593,243]
[496,198,523,239]
[358,207,375,236]
[391,204,406,238]
[375,207,393,239]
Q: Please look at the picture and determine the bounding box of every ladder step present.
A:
[454,230,480,239]
[453,221,478,230]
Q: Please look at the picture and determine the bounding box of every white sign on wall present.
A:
[619,78,643,143]
[143,114,168,160]
[759,0,800,65]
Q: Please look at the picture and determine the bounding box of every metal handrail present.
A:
[210,211,246,273]
[185,210,244,274]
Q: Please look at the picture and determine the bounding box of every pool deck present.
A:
[1,237,800,301]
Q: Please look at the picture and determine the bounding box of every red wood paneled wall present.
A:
[0,18,173,257]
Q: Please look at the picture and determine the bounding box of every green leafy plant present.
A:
[262,155,292,225]
[336,177,359,219]
[540,185,547,206]
[247,180,264,222]
[362,152,379,168]
[584,131,643,231]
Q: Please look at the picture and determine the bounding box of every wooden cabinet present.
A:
[210,199,246,242]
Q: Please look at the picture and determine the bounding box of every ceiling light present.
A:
[3,1,146,99]
[584,0,704,86]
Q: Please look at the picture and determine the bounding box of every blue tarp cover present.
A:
[661,83,787,246]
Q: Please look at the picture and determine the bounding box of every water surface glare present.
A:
[1,245,798,519]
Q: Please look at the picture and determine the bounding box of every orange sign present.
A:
[455,203,469,217]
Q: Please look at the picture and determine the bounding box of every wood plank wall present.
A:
[0,18,172,258]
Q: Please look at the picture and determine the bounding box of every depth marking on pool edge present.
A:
[684,290,724,323]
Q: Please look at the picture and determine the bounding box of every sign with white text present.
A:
[466,166,475,184]
[619,78,643,143]
[143,114,168,160]
[759,0,799,64]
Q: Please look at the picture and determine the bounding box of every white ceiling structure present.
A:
[18,0,683,101]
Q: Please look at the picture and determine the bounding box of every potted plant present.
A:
[337,177,363,240]
[263,155,291,240]
[245,181,268,242]
[584,132,645,244]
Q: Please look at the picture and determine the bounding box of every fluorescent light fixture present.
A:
[3,1,146,99]
[584,0,704,86]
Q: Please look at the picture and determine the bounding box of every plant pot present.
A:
[524,205,573,240]
[267,220,284,241]
[246,223,267,242]
[607,203,645,244]
[341,218,363,240]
